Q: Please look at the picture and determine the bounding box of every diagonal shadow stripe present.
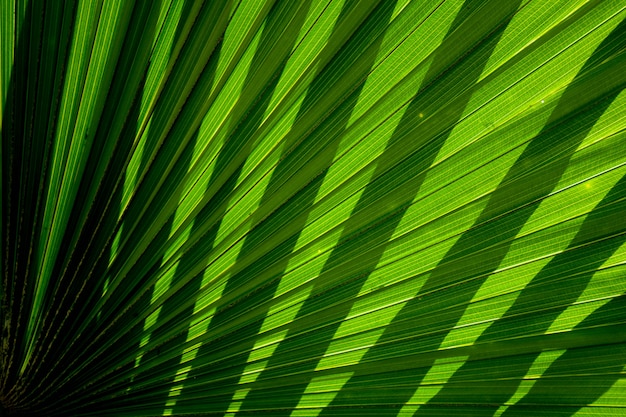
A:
[321,15,626,417]
[60,3,230,413]
[95,0,213,337]
[494,176,626,417]
[215,1,525,415]
[90,3,402,406]
[167,1,398,414]
[411,18,626,416]
[415,169,626,416]
[41,2,315,410]
[501,292,626,416]
[90,0,323,413]
[124,0,321,413]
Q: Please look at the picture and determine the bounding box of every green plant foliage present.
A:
[1,0,626,415]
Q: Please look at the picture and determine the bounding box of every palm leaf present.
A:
[1,0,625,416]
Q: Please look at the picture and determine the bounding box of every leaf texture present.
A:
[1,0,625,416]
